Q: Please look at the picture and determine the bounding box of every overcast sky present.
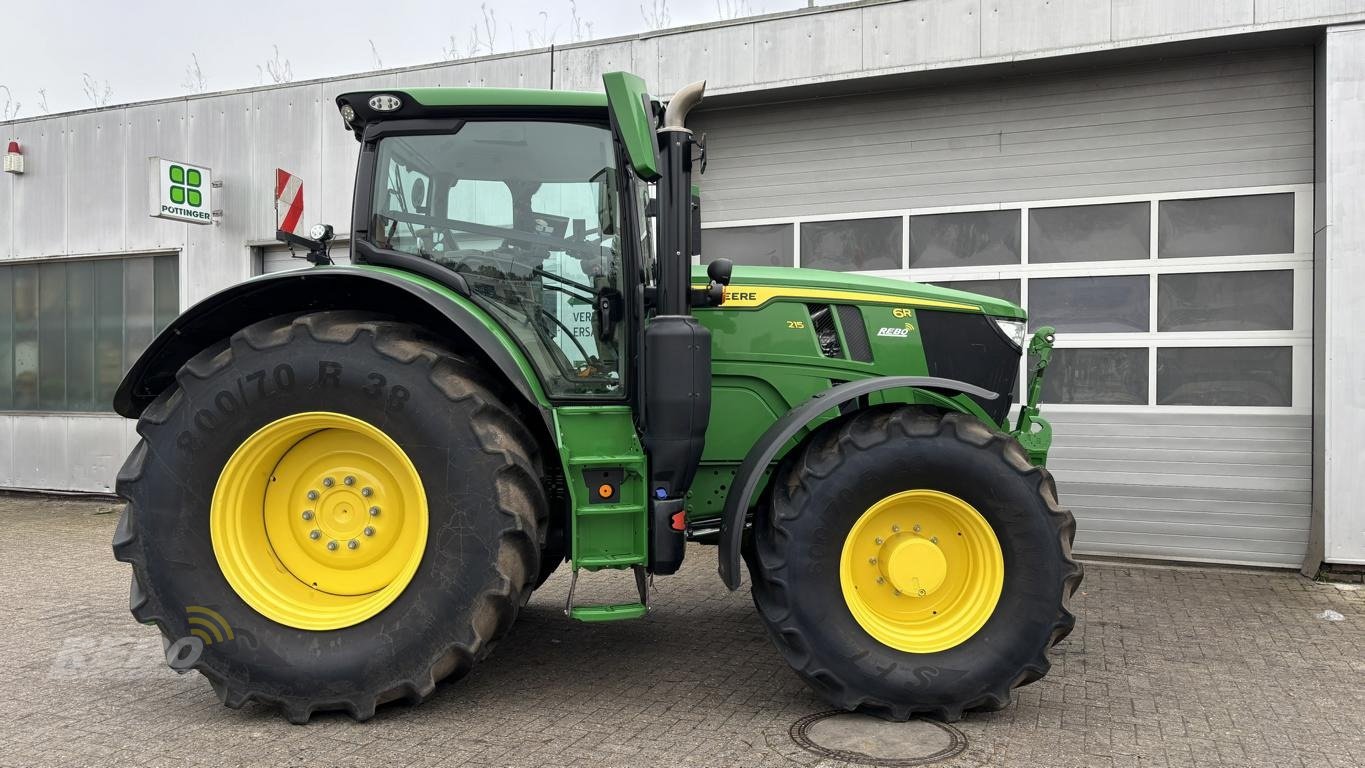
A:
[0,0,817,118]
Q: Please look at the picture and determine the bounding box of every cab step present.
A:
[569,603,648,622]
[564,564,650,622]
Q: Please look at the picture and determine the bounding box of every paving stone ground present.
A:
[1,492,1361,768]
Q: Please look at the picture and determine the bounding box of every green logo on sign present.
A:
[168,164,203,207]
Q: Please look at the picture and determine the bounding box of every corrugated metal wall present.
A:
[694,48,1315,567]
[692,48,1314,218]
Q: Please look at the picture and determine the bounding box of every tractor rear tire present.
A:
[748,407,1082,722]
[113,311,546,723]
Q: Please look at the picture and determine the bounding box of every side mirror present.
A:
[707,258,732,286]
[592,167,617,236]
[410,177,429,213]
[691,258,733,308]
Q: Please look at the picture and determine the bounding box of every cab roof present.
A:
[335,87,609,140]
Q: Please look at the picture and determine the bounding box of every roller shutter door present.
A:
[694,48,1314,567]
[258,242,351,274]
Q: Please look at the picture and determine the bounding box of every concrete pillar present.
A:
[1315,23,1365,568]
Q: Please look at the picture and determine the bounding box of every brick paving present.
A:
[1,492,1362,768]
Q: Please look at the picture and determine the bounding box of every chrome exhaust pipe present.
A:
[662,80,706,132]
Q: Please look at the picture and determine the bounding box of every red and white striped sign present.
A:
[274,168,304,234]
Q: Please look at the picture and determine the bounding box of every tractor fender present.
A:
[716,376,999,591]
[113,266,551,432]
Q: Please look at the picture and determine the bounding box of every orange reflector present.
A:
[597,484,614,498]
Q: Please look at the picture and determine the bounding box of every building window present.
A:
[910,210,1019,268]
[709,186,1307,409]
[1158,193,1294,258]
[1028,275,1149,334]
[704,224,793,267]
[1029,202,1149,263]
[1157,270,1294,332]
[925,279,1020,305]
[1157,346,1292,407]
[1039,348,1149,406]
[800,217,901,271]
[0,254,178,412]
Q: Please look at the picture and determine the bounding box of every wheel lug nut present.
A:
[369,506,380,517]
[894,589,902,596]
[913,524,922,533]
[302,510,314,521]
[876,576,885,585]
[361,487,373,497]
[891,525,900,533]
[309,530,321,540]
[874,537,884,545]
[343,476,356,486]
[347,539,359,550]
[917,589,927,596]
[307,490,319,501]
[868,557,877,565]
[322,477,335,488]
[326,540,338,551]
[930,536,938,544]
[364,526,375,537]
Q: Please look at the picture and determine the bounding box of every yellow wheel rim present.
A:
[839,490,1004,654]
[211,412,428,631]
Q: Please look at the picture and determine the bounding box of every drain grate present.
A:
[789,710,968,766]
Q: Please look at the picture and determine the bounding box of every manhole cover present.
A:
[789,710,967,766]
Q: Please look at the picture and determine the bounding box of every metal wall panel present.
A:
[7,414,67,490]
[0,415,11,484]
[63,415,128,492]
[9,118,67,258]
[862,0,981,69]
[64,111,125,254]
[692,48,1314,219]
[0,153,12,258]
[1048,410,1312,567]
[249,85,323,242]
[186,92,253,304]
[122,101,188,252]
[320,75,396,233]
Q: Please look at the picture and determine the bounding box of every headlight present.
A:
[368,94,402,112]
[993,318,1026,350]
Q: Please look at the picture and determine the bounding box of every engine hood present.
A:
[690,265,1026,320]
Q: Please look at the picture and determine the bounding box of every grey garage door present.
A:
[257,242,351,274]
[693,48,1314,567]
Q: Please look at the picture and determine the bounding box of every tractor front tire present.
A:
[113,311,546,723]
[749,407,1082,722]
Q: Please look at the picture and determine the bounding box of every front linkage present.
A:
[1012,326,1056,466]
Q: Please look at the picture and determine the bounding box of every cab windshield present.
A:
[369,121,626,398]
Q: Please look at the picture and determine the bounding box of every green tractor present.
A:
[112,73,1080,724]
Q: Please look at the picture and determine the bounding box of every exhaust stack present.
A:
[663,80,706,131]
